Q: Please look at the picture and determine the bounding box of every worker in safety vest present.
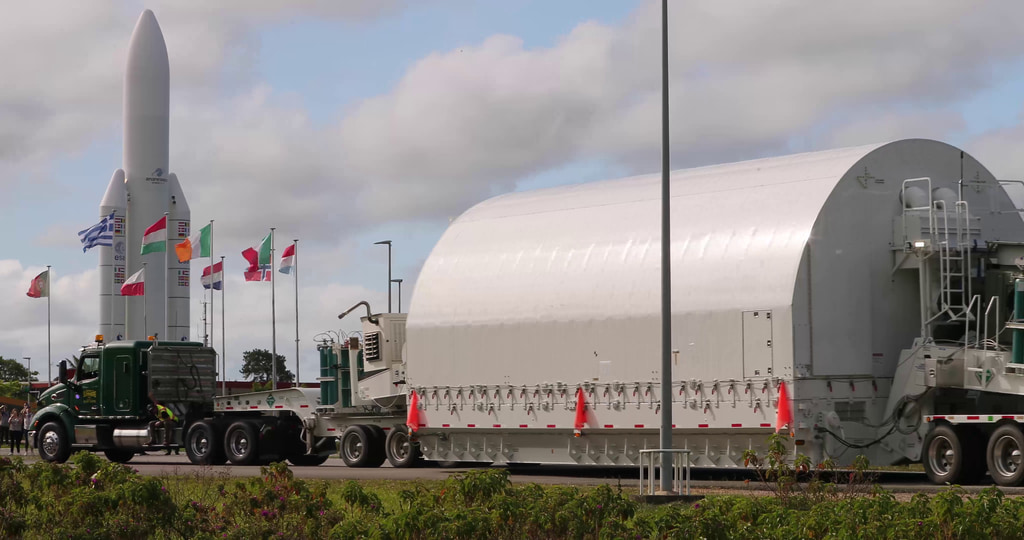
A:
[148,393,179,453]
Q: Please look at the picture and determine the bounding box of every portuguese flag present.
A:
[26,270,49,298]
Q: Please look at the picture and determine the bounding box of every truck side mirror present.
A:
[58,360,67,384]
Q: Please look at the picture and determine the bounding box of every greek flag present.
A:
[78,211,115,253]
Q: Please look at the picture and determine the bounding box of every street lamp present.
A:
[391,279,403,312]
[374,240,393,313]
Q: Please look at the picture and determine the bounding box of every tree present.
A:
[0,357,35,382]
[240,349,294,384]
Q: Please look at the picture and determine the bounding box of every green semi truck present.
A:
[29,339,333,466]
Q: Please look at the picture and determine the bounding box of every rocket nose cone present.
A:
[127,9,169,73]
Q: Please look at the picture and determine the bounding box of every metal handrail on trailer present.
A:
[638,448,692,496]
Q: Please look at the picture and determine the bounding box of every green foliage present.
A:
[240,348,294,383]
[0,356,36,382]
[6,453,1024,538]
[0,380,27,400]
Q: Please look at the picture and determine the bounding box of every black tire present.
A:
[385,426,422,468]
[103,448,135,463]
[287,454,330,466]
[987,423,1024,486]
[340,425,385,467]
[923,424,970,484]
[186,421,226,466]
[366,425,387,457]
[224,421,259,465]
[37,421,71,463]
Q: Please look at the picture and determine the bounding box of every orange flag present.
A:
[573,388,587,433]
[775,381,793,435]
[406,390,420,432]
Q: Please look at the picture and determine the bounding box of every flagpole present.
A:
[209,220,215,351]
[143,262,148,338]
[163,211,169,341]
[47,265,51,384]
[270,227,277,391]
[220,255,226,395]
[293,239,300,386]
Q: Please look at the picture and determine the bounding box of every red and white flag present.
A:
[279,243,295,274]
[120,268,145,296]
[202,262,223,290]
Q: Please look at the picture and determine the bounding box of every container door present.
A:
[743,310,773,378]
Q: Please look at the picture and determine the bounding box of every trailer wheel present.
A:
[923,424,972,484]
[987,423,1024,486]
[187,421,226,465]
[340,426,381,467]
[103,448,135,463]
[385,426,422,468]
[37,421,71,463]
[224,421,259,465]
[287,454,330,466]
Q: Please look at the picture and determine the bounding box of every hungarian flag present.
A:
[242,232,273,281]
[279,243,295,274]
[26,270,49,298]
[201,262,223,290]
[120,268,145,296]
[141,216,167,254]
[175,222,212,262]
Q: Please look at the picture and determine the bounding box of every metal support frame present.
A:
[640,448,692,496]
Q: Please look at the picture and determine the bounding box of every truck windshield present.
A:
[78,356,100,381]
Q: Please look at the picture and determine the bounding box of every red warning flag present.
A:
[775,381,793,435]
[573,388,587,432]
[406,390,420,432]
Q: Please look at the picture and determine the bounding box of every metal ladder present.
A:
[936,200,972,321]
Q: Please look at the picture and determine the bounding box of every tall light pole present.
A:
[22,356,31,407]
[391,279,403,312]
[658,0,674,494]
[374,240,393,313]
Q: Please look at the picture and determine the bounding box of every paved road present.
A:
[7,449,1023,495]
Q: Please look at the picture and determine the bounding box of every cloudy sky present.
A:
[3,1,1024,382]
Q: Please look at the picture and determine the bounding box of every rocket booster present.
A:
[98,9,190,341]
[99,169,126,340]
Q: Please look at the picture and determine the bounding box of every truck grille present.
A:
[364,331,381,362]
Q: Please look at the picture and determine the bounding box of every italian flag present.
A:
[120,267,145,296]
[175,222,212,262]
[26,270,49,298]
[141,216,167,254]
[241,232,273,270]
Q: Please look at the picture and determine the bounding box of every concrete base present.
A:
[633,493,705,505]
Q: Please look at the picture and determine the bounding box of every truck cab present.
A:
[31,339,217,463]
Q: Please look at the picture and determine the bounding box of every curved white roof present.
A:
[406,140,1019,386]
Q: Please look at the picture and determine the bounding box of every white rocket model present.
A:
[98,10,190,341]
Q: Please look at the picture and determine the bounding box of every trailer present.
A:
[32,138,1024,486]
[375,138,1024,486]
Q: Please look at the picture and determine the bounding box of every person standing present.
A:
[22,403,32,451]
[0,405,9,446]
[9,408,22,455]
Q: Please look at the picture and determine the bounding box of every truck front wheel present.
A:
[187,421,227,465]
[224,421,259,465]
[37,422,71,463]
[987,423,1024,486]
